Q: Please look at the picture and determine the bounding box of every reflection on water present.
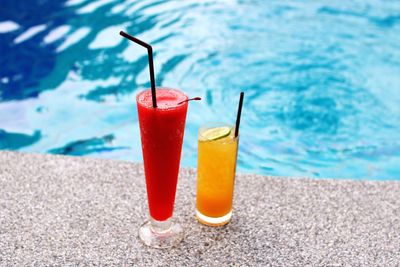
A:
[0,0,72,100]
[0,0,400,179]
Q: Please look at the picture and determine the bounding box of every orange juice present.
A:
[196,125,238,226]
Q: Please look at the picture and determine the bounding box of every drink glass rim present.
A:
[136,87,188,110]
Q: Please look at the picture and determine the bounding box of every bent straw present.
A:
[119,31,157,108]
[234,92,244,137]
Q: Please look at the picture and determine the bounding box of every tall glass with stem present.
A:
[120,31,193,248]
[136,88,188,248]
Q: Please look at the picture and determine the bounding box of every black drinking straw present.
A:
[234,92,244,137]
[119,31,157,108]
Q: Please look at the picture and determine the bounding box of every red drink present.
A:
[136,88,188,221]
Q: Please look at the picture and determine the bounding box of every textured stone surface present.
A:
[0,151,399,266]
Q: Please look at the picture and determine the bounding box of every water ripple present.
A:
[0,130,41,150]
[48,134,129,156]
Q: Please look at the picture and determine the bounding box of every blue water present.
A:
[1,0,400,180]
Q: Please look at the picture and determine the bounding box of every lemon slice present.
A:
[201,126,231,141]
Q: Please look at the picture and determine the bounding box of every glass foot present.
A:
[196,209,232,226]
[138,217,184,248]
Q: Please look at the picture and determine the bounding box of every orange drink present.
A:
[196,124,238,226]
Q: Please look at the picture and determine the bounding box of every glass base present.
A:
[138,217,184,249]
[196,209,232,226]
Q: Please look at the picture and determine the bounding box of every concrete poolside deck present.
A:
[0,151,399,266]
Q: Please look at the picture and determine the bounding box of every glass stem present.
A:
[150,217,172,234]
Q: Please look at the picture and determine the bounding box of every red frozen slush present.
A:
[136,88,188,221]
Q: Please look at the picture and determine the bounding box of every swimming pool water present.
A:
[1,0,400,180]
